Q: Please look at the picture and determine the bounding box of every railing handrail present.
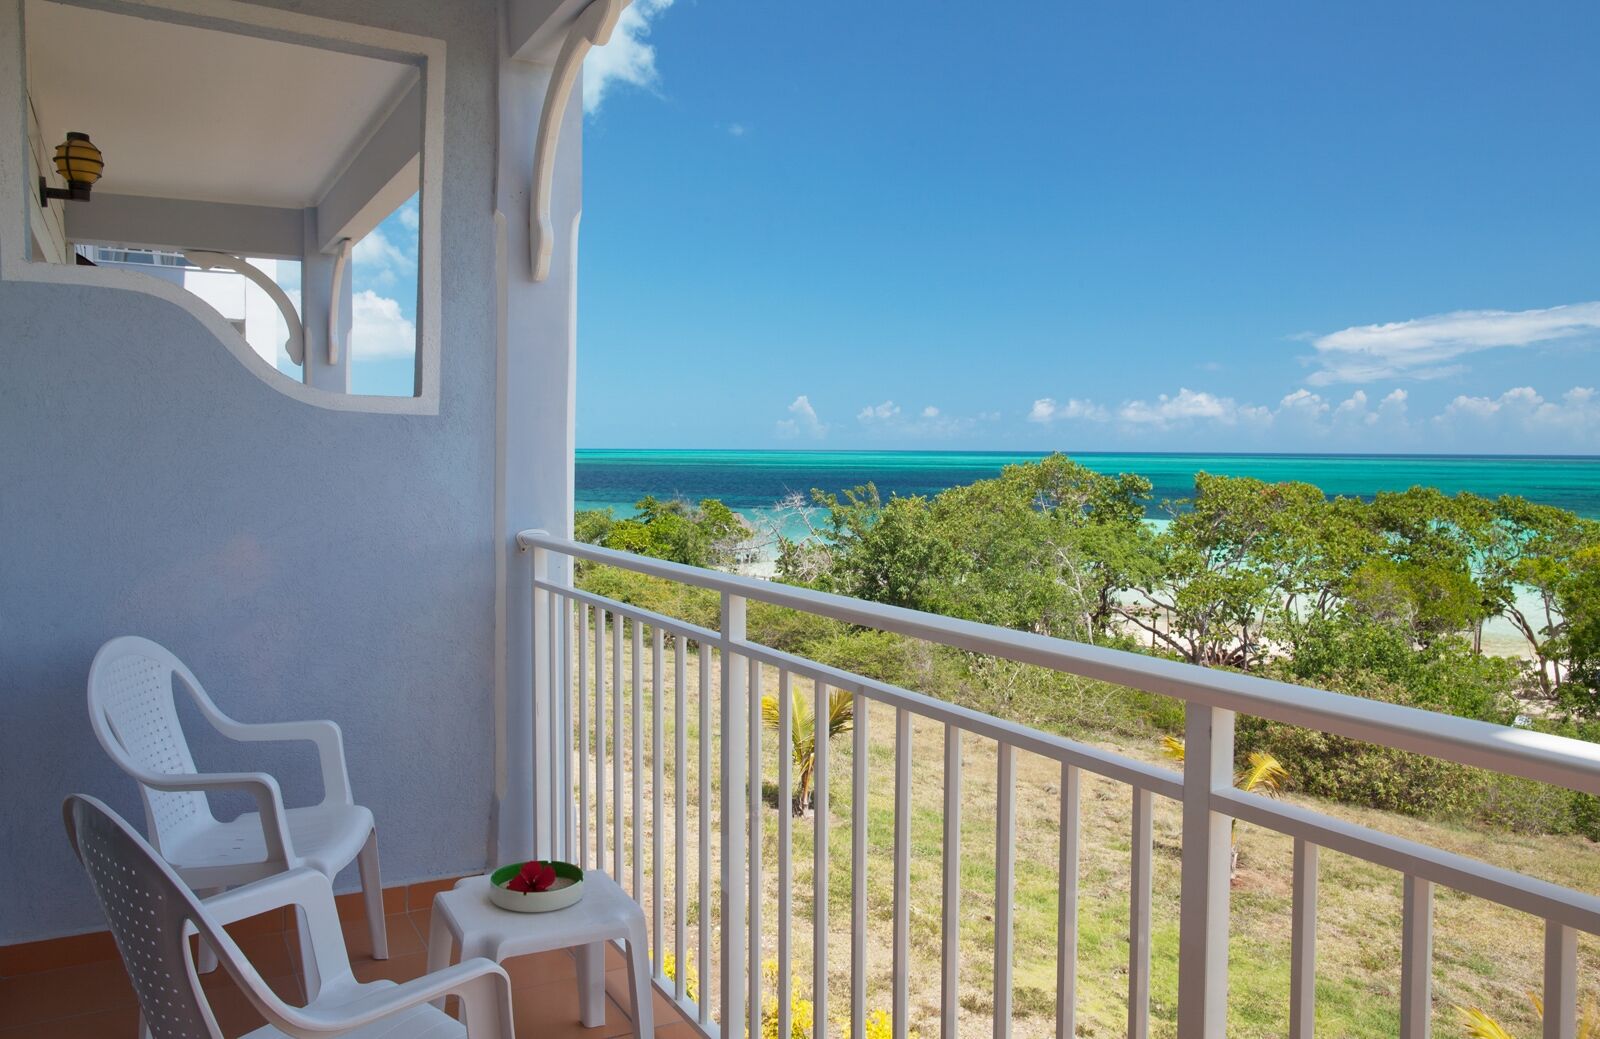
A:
[518,529,1600,795]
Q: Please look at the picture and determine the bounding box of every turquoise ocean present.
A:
[576,450,1599,656]
[576,450,1600,527]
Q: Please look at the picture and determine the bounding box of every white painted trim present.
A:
[0,0,445,414]
[313,77,423,252]
[492,209,511,852]
[184,249,306,366]
[67,194,305,259]
[528,0,623,281]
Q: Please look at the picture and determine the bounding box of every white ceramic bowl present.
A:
[487,861,585,913]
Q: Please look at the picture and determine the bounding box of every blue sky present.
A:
[572,1,1600,453]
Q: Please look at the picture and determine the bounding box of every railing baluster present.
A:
[814,679,831,1039]
[941,724,962,1039]
[749,659,764,1039]
[721,593,749,1039]
[632,619,644,901]
[1176,703,1235,1039]
[1545,920,1577,1039]
[614,615,626,882]
[1057,764,1079,1039]
[852,691,870,1039]
[1290,838,1318,1039]
[698,641,713,1027]
[892,708,912,1039]
[777,670,794,1039]
[1400,875,1432,1039]
[531,549,547,861]
[561,597,574,862]
[546,585,563,859]
[652,625,665,973]
[995,743,1016,1039]
[674,634,688,1002]
[577,603,589,870]
[1129,786,1152,1039]
[595,609,607,873]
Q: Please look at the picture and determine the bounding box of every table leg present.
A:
[425,906,454,1012]
[578,942,606,1027]
[625,931,654,1039]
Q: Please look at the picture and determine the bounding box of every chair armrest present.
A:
[209,718,355,807]
[202,869,351,989]
[283,959,514,1039]
[135,768,294,864]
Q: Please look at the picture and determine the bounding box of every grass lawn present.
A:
[566,617,1599,1039]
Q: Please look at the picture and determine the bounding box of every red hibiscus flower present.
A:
[506,860,557,893]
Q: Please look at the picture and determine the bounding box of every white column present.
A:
[493,51,582,865]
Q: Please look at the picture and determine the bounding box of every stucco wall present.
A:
[0,0,505,942]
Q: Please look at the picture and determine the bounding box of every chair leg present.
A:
[577,942,606,1028]
[357,827,389,960]
[625,927,654,1039]
[196,887,222,974]
[294,904,323,1002]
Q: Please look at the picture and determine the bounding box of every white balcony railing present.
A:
[516,530,1600,1039]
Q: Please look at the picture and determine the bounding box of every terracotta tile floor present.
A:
[0,907,694,1038]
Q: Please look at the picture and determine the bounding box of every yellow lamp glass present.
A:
[52,132,103,186]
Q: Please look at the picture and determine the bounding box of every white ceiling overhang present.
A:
[26,0,422,255]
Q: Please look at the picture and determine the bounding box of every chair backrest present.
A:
[62,795,255,1039]
[87,637,214,846]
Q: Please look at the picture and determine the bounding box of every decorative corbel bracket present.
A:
[183,250,306,366]
[529,0,627,281]
[328,237,351,365]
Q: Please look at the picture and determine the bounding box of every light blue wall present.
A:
[0,0,505,942]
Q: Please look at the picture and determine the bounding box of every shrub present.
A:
[1237,673,1482,817]
[576,565,720,631]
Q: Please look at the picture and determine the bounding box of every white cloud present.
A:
[1028,397,1107,423]
[726,123,748,137]
[1019,380,1600,450]
[353,228,412,288]
[851,399,983,438]
[775,395,827,440]
[397,199,419,232]
[1305,302,1600,384]
[350,290,416,359]
[1435,386,1599,446]
[1333,389,1369,419]
[1117,388,1255,427]
[583,0,674,115]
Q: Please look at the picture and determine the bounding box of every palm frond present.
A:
[1237,751,1289,795]
[763,690,817,747]
[1159,734,1186,763]
[1455,1005,1517,1039]
[823,688,855,739]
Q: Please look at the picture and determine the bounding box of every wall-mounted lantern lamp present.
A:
[38,131,104,206]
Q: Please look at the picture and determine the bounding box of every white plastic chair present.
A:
[63,793,514,1039]
[88,635,389,984]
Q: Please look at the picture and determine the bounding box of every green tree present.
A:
[1480,498,1600,693]
[596,495,755,569]
[1117,473,1280,667]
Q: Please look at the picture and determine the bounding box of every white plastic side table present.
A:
[425,871,653,1037]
